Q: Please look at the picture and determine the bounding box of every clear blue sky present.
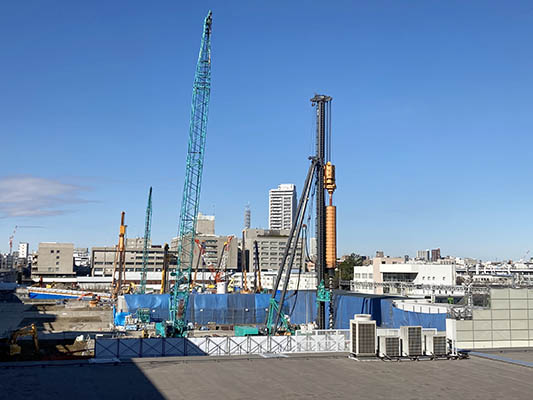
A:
[1,1,532,260]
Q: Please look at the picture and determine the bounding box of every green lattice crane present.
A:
[157,11,213,338]
[139,186,153,294]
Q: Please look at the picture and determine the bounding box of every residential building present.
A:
[18,243,29,259]
[416,249,430,261]
[243,228,304,271]
[431,248,441,262]
[269,184,297,230]
[33,243,74,276]
[0,254,16,270]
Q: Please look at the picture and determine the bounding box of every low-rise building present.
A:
[243,228,304,271]
[232,271,318,291]
[353,259,456,296]
[91,239,172,277]
[170,234,239,271]
[33,243,74,276]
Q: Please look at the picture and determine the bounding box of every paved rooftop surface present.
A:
[1,352,532,400]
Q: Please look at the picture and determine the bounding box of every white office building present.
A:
[269,184,297,230]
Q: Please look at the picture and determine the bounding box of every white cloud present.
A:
[0,176,91,218]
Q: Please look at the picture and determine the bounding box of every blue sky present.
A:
[1,1,532,260]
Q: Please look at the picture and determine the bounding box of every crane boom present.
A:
[139,187,153,294]
[166,11,213,337]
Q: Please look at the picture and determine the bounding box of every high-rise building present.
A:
[431,248,441,262]
[416,249,430,261]
[18,242,29,259]
[268,184,297,230]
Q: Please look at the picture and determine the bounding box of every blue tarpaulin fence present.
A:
[120,292,446,330]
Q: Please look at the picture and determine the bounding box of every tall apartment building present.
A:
[243,228,303,271]
[269,184,297,230]
[33,243,74,276]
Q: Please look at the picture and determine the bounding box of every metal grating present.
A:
[358,323,376,355]
[433,336,447,356]
[407,327,422,356]
[385,337,400,357]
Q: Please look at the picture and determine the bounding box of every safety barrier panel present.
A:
[94,333,347,359]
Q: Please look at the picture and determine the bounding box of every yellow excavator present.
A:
[9,324,39,356]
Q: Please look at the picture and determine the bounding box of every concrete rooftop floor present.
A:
[1,352,532,400]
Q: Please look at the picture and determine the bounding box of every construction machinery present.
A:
[241,230,250,293]
[265,94,336,335]
[111,212,127,299]
[8,225,43,255]
[139,187,153,294]
[253,240,263,293]
[191,239,206,290]
[160,243,170,294]
[158,11,213,338]
[8,324,39,357]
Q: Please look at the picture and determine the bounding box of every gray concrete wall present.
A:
[455,288,533,349]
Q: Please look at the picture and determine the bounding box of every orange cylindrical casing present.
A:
[326,205,337,269]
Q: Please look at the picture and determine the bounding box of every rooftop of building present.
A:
[1,351,532,399]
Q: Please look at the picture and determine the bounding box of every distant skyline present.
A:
[1,1,533,261]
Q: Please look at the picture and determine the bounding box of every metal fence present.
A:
[94,332,347,359]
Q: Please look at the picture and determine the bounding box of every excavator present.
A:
[8,324,39,357]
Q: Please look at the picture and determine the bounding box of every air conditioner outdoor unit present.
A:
[400,326,423,357]
[378,329,400,358]
[425,333,448,356]
[350,314,376,356]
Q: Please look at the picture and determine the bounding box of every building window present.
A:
[50,250,54,253]
[56,256,60,259]
[56,261,59,265]
[57,250,60,253]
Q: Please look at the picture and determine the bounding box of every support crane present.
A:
[139,187,153,294]
[159,11,213,338]
[8,225,43,255]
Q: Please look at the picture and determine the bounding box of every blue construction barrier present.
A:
[121,292,446,330]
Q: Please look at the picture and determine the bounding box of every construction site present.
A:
[1,8,533,400]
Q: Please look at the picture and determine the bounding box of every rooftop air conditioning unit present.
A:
[400,326,423,357]
[425,332,448,356]
[377,329,400,358]
[350,314,376,357]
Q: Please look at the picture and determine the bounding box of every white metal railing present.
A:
[94,332,347,359]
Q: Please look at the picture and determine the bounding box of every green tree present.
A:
[333,253,364,288]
